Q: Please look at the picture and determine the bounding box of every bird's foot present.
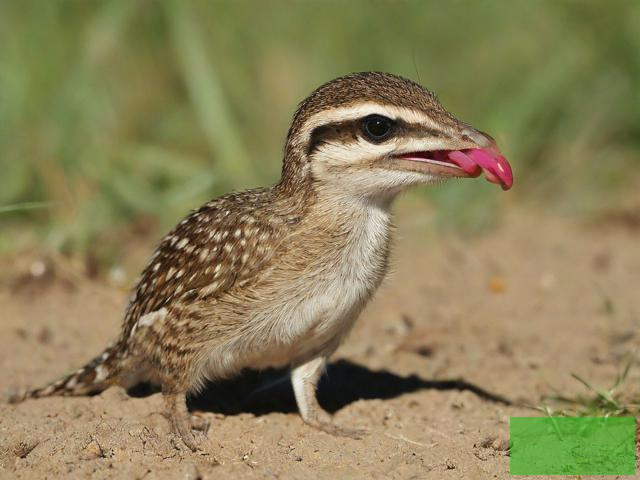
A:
[292,357,367,439]
[170,412,210,452]
[310,420,367,439]
[163,391,209,452]
[303,410,367,439]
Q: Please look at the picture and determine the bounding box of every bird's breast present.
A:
[243,205,393,366]
[199,203,393,377]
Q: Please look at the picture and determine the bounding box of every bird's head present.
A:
[280,72,512,202]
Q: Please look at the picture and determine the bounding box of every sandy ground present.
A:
[1,208,639,479]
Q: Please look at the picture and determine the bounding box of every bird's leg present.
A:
[162,389,206,451]
[291,357,365,439]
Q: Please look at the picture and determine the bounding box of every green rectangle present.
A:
[510,416,636,475]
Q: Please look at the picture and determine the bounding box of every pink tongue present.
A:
[448,148,513,190]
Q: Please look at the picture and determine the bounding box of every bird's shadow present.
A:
[129,359,511,415]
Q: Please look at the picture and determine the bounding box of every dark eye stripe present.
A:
[307,120,361,154]
[307,118,447,155]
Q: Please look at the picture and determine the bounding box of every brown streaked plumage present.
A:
[16,72,513,450]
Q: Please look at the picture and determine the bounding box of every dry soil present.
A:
[1,209,639,479]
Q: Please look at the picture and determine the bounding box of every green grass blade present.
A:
[163,0,257,188]
[0,201,52,214]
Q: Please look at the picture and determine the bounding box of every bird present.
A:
[15,72,513,451]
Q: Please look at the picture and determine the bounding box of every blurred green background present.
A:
[1,0,639,264]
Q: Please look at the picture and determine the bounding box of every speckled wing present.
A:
[121,188,288,338]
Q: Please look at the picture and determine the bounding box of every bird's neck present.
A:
[273,161,395,275]
[275,175,397,226]
[276,149,403,211]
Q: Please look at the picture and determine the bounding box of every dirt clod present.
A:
[13,439,39,458]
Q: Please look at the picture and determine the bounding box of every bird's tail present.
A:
[11,342,123,403]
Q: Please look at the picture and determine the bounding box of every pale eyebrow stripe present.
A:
[296,102,444,145]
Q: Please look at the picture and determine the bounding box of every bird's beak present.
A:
[396,129,514,190]
[448,147,513,190]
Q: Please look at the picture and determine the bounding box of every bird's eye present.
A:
[362,115,394,142]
